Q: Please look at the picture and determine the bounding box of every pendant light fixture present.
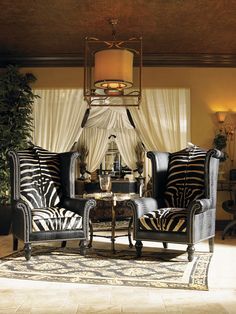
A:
[84,19,142,107]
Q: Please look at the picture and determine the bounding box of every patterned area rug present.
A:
[92,220,130,231]
[0,246,212,290]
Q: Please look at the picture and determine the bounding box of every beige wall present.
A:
[21,66,236,220]
[23,66,236,148]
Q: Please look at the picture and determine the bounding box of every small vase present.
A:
[80,163,87,180]
[137,166,143,178]
[99,174,112,192]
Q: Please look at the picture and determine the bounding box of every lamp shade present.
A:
[216,111,227,123]
[94,49,133,90]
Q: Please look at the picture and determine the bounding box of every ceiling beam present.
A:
[0,54,236,67]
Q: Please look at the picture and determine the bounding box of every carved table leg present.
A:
[111,201,116,254]
[128,217,133,248]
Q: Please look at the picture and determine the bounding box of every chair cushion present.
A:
[164,146,207,208]
[31,207,83,232]
[139,208,187,232]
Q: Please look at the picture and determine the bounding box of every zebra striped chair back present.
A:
[18,146,62,209]
[8,145,96,260]
[164,146,207,208]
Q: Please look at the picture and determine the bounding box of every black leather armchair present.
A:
[8,145,96,260]
[127,146,221,261]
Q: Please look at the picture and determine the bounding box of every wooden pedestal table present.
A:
[83,192,139,253]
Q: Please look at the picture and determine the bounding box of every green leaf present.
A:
[0,65,39,204]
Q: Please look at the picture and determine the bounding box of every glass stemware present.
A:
[99,174,112,193]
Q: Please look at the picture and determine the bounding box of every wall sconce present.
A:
[215,111,236,140]
[84,19,142,107]
[215,111,236,170]
[216,111,227,124]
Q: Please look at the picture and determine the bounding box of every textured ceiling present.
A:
[0,0,236,66]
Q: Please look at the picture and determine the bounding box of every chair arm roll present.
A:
[62,197,96,217]
[188,198,212,215]
[15,200,32,217]
[127,197,158,218]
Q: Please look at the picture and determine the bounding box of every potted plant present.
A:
[213,132,228,161]
[213,131,228,181]
[0,65,38,235]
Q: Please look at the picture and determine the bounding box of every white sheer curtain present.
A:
[32,88,190,179]
[32,89,86,152]
[115,129,140,170]
[130,88,190,152]
[85,107,133,129]
[77,127,110,172]
[80,106,134,173]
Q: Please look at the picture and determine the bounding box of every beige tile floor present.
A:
[0,231,236,314]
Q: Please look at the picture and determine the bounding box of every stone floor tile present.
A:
[76,304,122,313]
[1,231,236,313]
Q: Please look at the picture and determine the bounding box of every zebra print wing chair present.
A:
[8,145,96,260]
[127,145,221,262]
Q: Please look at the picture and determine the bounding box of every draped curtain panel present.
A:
[115,129,140,171]
[85,107,134,129]
[80,106,135,173]
[32,89,87,152]
[77,128,110,173]
[32,88,190,178]
[130,88,191,152]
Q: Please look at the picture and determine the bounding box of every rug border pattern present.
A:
[0,248,212,291]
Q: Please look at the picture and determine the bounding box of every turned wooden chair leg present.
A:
[209,237,214,253]
[135,240,143,257]
[24,243,32,261]
[13,236,18,251]
[187,244,195,262]
[61,241,67,248]
[80,240,87,256]
[163,242,168,249]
